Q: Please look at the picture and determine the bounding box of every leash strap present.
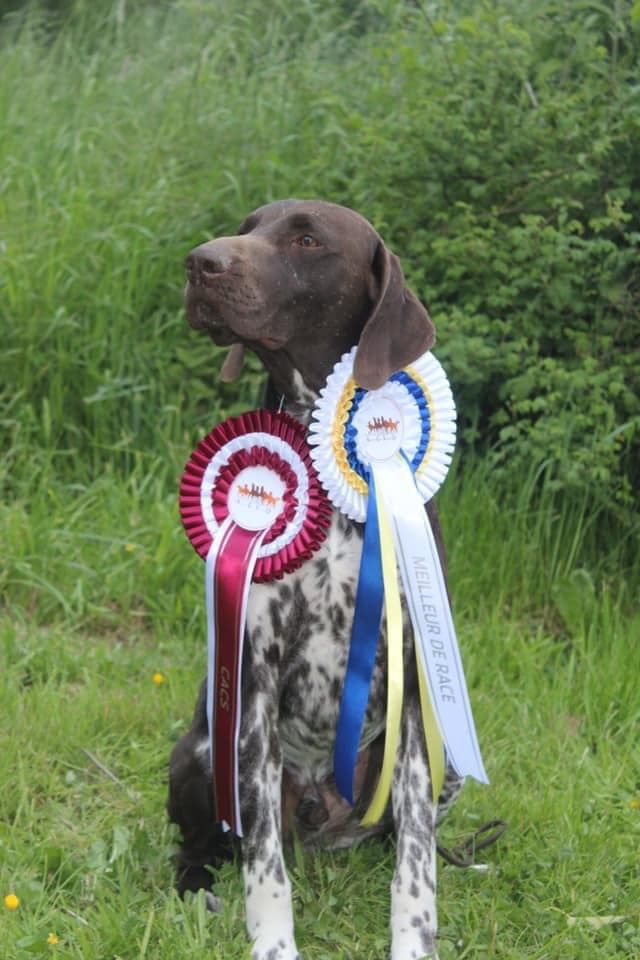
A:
[437,819,508,867]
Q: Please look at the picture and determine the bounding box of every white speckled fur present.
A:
[169,200,470,960]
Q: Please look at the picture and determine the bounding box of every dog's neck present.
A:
[264,369,318,424]
[254,348,321,424]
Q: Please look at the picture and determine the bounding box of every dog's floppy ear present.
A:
[353,240,436,390]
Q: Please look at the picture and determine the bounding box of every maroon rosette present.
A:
[179,409,332,582]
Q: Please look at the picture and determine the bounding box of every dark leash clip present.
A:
[437,819,508,868]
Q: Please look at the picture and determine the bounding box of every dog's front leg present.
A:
[390,689,439,960]
[239,683,299,960]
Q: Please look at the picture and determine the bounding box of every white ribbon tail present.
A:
[372,457,488,785]
[205,517,235,831]
[231,528,268,834]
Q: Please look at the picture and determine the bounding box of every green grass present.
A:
[2,459,639,958]
[1,2,639,957]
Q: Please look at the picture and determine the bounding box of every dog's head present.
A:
[184,199,435,403]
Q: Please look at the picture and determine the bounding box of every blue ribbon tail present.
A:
[334,470,384,804]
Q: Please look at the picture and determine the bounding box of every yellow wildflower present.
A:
[152,671,166,685]
[47,933,60,945]
[4,893,19,910]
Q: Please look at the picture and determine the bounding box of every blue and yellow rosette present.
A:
[309,348,488,823]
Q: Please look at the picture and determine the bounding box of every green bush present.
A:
[1,0,638,511]
[310,0,640,506]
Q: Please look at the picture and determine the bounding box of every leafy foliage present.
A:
[305,0,640,505]
[1,6,638,958]
[1,0,638,511]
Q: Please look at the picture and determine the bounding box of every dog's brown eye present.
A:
[293,234,320,248]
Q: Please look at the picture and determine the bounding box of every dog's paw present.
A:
[250,934,301,960]
[204,891,221,913]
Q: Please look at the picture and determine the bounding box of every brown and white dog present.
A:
[168,200,464,960]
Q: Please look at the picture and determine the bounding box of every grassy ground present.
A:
[2,461,638,958]
[1,2,639,958]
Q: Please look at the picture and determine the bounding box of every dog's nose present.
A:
[185,242,234,285]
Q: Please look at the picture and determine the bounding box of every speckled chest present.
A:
[243,510,388,784]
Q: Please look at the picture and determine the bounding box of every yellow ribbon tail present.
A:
[361,484,403,826]
[417,652,445,801]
